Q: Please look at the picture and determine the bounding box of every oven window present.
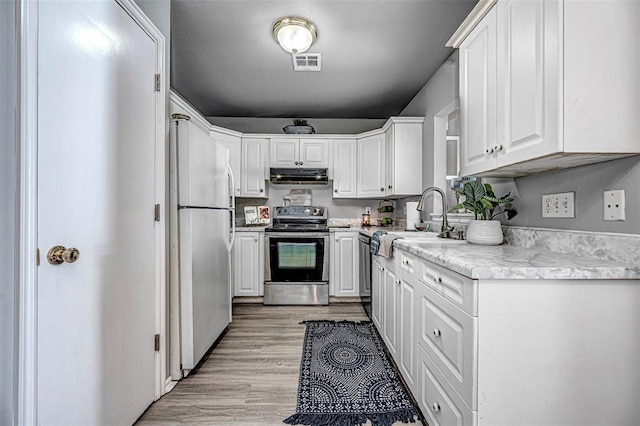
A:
[277,242,317,269]
[268,236,326,282]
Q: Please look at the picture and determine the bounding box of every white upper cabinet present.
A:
[495,0,561,168]
[241,137,268,198]
[357,133,386,198]
[212,130,242,196]
[457,0,640,177]
[270,138,328,168]
[385,119,424,197]
[332,139,357,198]
[459,6,497,177]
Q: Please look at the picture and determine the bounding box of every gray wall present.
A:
[400,48,640,235]
[1,1,18,424]
[488,157,640,234]
[399,51,459,217]
[207,117,386,135]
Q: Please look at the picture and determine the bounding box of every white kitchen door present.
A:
[36,0,161,424]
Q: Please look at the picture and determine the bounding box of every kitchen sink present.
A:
[389,231,466,244]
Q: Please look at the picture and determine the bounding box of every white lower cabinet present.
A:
[373,245,640,425]
[371,256,384,330]
[330,232,359,297]
[232,231,264,296]
[381,263,400,361]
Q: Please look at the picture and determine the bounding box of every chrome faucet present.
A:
[416,186,454,239]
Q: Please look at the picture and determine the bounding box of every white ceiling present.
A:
[171,0,476,119]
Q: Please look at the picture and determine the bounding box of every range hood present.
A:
[270,168,328,185]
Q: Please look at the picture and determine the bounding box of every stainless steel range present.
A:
[264,206,329,305]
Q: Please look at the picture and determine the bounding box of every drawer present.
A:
[420,259,477,316]
[418,347,476,426]
[397,249,419,276]
[418,284,477,409]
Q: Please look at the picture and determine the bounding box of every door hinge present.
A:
[154,334,160,351]
[154,74,161,92]
[36,248,40,266]
[154,204,161,222]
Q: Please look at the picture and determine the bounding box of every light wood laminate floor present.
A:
[137,303,421,425]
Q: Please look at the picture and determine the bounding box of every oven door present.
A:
[265,232,329,283]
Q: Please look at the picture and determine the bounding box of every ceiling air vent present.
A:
[292,53,321,72]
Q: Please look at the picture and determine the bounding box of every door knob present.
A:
[47,245,80,265]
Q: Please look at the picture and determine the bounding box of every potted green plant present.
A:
[448,180,517,245]
[283,119,315,134]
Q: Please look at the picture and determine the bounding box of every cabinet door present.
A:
[384,127,394,196]
[371,257,384,330]
[357,133,386,198]
[496,0,561,167]
[332,139,357,198]
[399,276,417,392]
[299,139,328,168]
[331,232,360,297]
[233,232,263,296]
[459,6,497,176]
[270,138,299,167]
[213,131,242,197]
[382,265,399,360]
[241,138,268,198]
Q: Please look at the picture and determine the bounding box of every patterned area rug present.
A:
[284,320,418,426]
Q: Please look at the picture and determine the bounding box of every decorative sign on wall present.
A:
[244,205,270,225]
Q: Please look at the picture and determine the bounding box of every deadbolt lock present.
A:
[47,246,80,265]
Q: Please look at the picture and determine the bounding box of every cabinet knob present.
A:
[432,402,441,413]
[396,279,401,285]
[259,188,264,193]
[300,161,303,166]
[433,328,441,337]
[434,276,442,284]
[388,185,392,189]
[380,188,384,192]
[485,147,494,154]
[334,189,338,193]
[494,144,503,151]
[294,161,299,165]
[254,237,258,242]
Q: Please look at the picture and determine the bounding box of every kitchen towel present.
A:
[370,231,387,255]
[377,233,402,258]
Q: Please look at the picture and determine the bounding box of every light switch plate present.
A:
[603,190,625,221]
[542,192,575,218]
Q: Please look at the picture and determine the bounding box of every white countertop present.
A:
[360,227,640,280]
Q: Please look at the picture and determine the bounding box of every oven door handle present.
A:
[266,232,329,238]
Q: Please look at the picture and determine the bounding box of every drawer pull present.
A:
[432,402,441,413]
[433,328,441,337]
[434,276,442,283]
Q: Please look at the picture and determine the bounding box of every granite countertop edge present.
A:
[359,227,640,280]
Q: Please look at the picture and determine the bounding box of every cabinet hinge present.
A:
[36,248,40,266]
[154,204,161,222]
[154,74,161,92]
[154,334,160,351]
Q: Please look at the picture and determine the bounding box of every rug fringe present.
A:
[283,408,418,426]
[298,319,373,325]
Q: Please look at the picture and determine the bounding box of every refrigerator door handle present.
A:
[227,163,236,252]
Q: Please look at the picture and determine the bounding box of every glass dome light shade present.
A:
[273,17,317,54]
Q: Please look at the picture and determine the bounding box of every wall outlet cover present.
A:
[542,192,575,218]
[604,189,625,221]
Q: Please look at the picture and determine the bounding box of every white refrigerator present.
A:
[170,116,236,375]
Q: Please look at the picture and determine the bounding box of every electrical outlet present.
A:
[542,192,575,218]
[603,190,625,221]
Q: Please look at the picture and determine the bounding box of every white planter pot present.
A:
[465,220,504,245]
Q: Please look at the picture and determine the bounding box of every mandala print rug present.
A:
[284,320,418,426]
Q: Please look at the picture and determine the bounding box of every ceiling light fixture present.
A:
[273,17,317,54]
